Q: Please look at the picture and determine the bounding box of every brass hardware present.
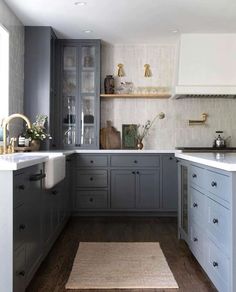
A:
[144,64,152,77]
[117,63,125,77]
[2,113,31,155]
[189,113,208,126]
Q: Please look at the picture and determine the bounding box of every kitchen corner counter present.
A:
[175,152,236,171]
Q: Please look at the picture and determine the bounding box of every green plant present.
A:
[26,115,51,141]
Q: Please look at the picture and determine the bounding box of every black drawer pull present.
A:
[18,185,25,190]
[193,237,198,242]
[51,190,58,195]
[192,174,197,178]
[136,171,140,174]
[169,157,173,160]
[19,224,26,230]
[29,173,46,181]
[132,171,135,174]
[213,261,218,267]
[90,177,93,181]
[66,158,72,162]
[89,198,94,202]
[16,271,25,277]
[211,181,217,187]
[134,160,138,164]
[213,218,218,224]
[193,203,198,208]
[75,144,81,147]
[90,160,94,163]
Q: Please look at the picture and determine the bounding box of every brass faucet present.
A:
[2,113,31,154]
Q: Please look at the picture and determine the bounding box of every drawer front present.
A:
[207,198,230,250]
[76,190,108,209]
[189,223,205,267]
[190,187,207,224]
[14,245,26,292]
[205,170,230,202]
[76,155,108,167]
[14,206,26,250]
[189,165,205,188]
[14,173,29,208]
[111,155,160,167]
[206,239,229,291]
[76,170,108,188]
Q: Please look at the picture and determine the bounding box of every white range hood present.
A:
[174,34,236,98]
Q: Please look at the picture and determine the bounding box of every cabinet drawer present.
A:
[111,155,160,167]
[189,165,205,188]
[14,206,26,250]
[14,173,29,208]
[189,223,205,267]
[14,245,26,292]
[207,198,230,251]
[76,170,108,187]
[76,190,108,209]
[190,187,207,224]
[205,170,230,202]
[206,239,229,291]
[76,155,108,167]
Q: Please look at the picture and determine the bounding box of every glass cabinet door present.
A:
[62,47,77,147]
[80,45,96,147]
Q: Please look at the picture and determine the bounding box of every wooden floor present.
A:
[26,217,217,292]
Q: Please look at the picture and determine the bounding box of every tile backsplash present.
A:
[101,43,236,149]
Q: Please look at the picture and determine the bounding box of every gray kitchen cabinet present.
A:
[13,245,26,292]
[162,155,178,210]
[111,170,136,209]
[58,40,101,149]
[24,26,58,150]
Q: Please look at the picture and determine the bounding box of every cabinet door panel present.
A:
[111,170,136,209]
[136,169,160,209]
[13,245,26,292]
[162,155,178,210]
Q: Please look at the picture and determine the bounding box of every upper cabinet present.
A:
[59,40,101,149]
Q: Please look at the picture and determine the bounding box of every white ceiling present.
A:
[4,0,236,44]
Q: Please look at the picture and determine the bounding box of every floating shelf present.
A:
[100,93,171,99]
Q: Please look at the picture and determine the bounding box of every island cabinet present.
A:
[74,153,177,214]
[178,159,233,292]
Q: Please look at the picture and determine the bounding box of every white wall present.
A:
[101,43,236,149]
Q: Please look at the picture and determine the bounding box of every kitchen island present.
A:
[175,152,236,292]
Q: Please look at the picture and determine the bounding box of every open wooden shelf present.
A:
[100,93,171,99]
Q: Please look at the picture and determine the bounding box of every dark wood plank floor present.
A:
[26,217,217,292]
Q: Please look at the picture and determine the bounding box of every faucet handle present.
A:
[9,138,17,153]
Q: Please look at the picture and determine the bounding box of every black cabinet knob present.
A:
[132,171,135,174]
[89,198,94,202]
[136,171,140,174]
[17,271,25,277]
[90,177,93,181]
[211,181,217,187]
[19,224,26,230]
[75,144,81,147]
[51,190,58,195]
[134,160,138,164]
[213,218,218,224]
[213,261,218,267]
[193,203,198,208]
[193,237,198,242]
[176,159,180,163]
[90,160,94,164]
[192,174,197,178]
[18,185,25,190]
[169,157,173,160]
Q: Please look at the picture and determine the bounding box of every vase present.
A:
[136,139,144,150]
[104,75,115,94]
[30,140,40,151]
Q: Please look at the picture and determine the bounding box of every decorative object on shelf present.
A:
[104,75,115,94]
[100,121,121,149]
[115,81,133,94]
[26,115,51,151]
[83,55,93,68]
[189,113,208,126]
[144,64,152,77]
[122,124,137,149]
[117,63,125,77]
[130,112,165,150]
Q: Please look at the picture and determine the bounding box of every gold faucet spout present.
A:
[2,113,31,154]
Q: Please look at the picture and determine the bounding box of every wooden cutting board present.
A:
[100,121,121,149]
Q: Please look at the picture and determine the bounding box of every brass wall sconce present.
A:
[117,63,125,77]
[189,113,208,126]
[144,64,152,77]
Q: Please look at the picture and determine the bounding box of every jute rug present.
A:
[66,242,178,289]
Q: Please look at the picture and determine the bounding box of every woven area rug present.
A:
[66,242,178,289]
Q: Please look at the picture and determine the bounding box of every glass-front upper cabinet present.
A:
[60,40,100,149]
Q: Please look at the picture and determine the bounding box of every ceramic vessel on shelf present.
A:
[104,75,115,94]
[30,140,40,151]
[136,139,144,150]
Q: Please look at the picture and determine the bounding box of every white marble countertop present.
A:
[0,149,178,170]
[175,152,236,171]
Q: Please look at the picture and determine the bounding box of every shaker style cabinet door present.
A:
[60,40,100,149]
